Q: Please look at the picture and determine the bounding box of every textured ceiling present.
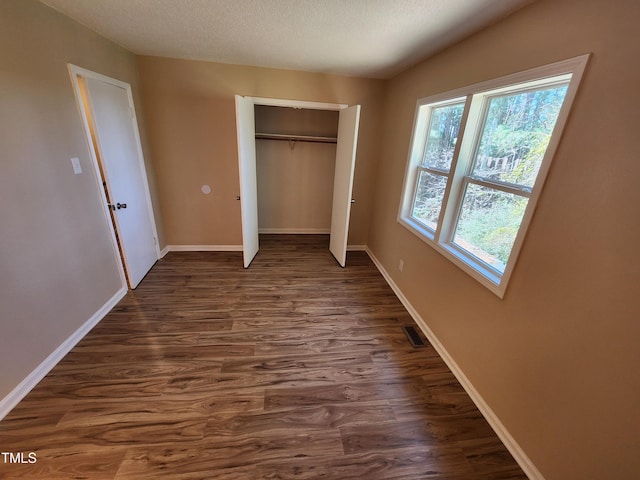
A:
[41,0,531,79]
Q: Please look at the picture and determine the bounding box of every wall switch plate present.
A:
[70,157,82,174]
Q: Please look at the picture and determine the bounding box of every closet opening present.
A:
[236,96,360,268]
[255,105,339,236]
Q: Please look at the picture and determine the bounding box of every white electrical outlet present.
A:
[399,259,404,272]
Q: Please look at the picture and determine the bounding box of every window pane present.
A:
[412,171,447,230]
[472,85,568,187]
[453,183,528,273]
[423,102,465,171]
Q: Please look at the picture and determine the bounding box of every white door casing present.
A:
[235,95,259,268]
[329,105,361,267]
[72,66,159,288]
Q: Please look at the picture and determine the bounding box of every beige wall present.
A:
[0,0,160,401]
[256,106,338,232]
[257,141,337,232]
[368,0,640,478]
[137,56,385,246]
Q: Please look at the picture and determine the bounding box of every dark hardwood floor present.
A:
[0,235,526,479]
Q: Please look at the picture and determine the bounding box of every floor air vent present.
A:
[402,325,426,348]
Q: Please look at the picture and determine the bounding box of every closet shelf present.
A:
[255,132,337,144]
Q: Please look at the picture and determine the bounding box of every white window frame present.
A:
[398,54,589,298]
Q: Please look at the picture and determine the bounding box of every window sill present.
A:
[398,216,506,298]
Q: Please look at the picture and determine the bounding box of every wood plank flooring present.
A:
[0,235,527,479]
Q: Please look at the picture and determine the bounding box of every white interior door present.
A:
[235,95,259,268]
[329,105,361,267]
[85,77,158,288]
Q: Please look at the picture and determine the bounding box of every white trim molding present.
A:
[365,246,545,480]
[246,96,348,111]
[258,228,330,234]
[164,245,243,252]
[0,287,127,421]
[164,243,365,255]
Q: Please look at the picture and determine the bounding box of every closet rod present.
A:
[255,132,337,144]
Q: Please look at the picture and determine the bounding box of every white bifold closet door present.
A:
[85,77,158,287]
[329,104,361,267]
[235,95,259,268]
[235,97,360,268]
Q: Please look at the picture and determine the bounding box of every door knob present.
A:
[117,202,127,209]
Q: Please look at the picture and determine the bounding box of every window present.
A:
[398,55,589,297]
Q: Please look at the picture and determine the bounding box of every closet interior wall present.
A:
[255,105,339,234]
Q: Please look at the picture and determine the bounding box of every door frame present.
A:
[68,64,160,288]
[246,97,348,111]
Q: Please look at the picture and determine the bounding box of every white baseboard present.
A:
[258,228,330,234]
[165,245,243,252]
[364,247,544,480]
[0,286,127,421]
[164,243,366,254]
